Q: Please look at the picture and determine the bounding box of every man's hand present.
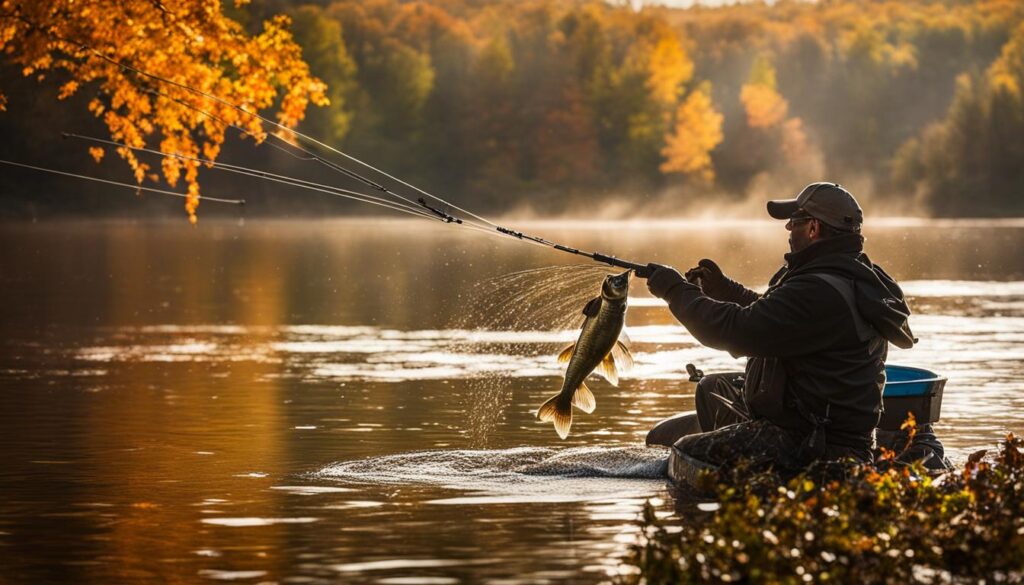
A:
[684,259,725,288]
[645,263,687,298]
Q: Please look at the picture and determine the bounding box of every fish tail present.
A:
[536,393,572,440]
[571,380,596,414]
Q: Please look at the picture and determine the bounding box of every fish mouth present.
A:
[603,270,631,299]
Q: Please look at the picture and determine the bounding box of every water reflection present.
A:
[0,219,1021,583]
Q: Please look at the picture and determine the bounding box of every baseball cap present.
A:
[767,182,863,232]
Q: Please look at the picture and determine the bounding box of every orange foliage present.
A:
[640,25,694,106]
[740,55,788,129]
[740,83,788,129]
[0,0,327,223]
[660,83,723,180]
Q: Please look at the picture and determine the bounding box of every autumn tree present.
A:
[326,0,437,179]
[6,0,1023,217]
[892,22,1024,215]
[661,82,723,181]
[0,0,327,223]
[289,5,357,147]
[740,54,787,130]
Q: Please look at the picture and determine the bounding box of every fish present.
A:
[536,270,634,439]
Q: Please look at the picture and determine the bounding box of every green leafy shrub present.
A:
[621,434,1024,583]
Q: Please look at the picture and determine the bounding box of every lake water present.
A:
[1,218,1022,583]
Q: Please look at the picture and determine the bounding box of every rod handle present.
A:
[592,252,649,275]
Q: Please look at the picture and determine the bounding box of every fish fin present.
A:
[596,353,619,387]
[556,343,575,364]
[582,296,601,317]
[618,330,633,348]
[536,393,573,439]
[612,337,634,372]
[571,381,596,414]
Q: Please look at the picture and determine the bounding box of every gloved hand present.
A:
[645,263,686,298]
[684,259,725,289]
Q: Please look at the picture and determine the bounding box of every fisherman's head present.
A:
[767,182,863,253]
[602,270,631,301]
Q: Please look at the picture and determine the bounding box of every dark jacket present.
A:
[649,234,915,452]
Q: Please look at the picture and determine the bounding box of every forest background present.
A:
[2,0,1022,219]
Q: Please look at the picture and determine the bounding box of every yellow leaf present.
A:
[58,80,79,100]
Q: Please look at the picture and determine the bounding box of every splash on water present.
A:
[461,264,618,331]
[316,445,667,504]
[454,264,618,447]
[317,446,666,485]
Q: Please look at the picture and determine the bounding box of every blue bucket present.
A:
[879,364,946,429]
[883,365,946,397]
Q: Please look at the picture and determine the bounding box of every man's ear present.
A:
[808,219,821,240]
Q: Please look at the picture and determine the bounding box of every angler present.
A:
[642,183,949,475]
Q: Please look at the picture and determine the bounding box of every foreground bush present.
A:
[622,435,1024,583]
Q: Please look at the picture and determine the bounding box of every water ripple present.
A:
[316,446,667,504]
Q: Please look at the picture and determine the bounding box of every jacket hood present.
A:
[780,234,916,349]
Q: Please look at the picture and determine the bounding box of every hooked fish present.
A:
[537,270,634,439]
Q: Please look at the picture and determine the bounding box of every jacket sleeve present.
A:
[704,277,761,307]
[656,276,849,358]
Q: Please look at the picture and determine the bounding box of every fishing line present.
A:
[140,88,398,196]
[140,87,321,164]
[138,86,501,232]
[62,133,438,221]
[57,134,514,240]
[67,39,486,225]
[0,159,245,205]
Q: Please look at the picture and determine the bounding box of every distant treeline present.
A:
[2,0,1023,217]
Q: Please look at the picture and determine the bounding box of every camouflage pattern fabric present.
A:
[685,371,876,472]
[683,370,951,472]
[694,372,748,431]
[673,418,809,473]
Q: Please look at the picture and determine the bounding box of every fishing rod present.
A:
[0,159,245,205]
[123,58,651,270]
[24,25,651,271]
[492,226,648,273]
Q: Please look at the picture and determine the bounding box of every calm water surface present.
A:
[1,219,1022,583]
